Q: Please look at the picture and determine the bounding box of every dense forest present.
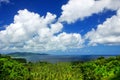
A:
[0,54,120,80]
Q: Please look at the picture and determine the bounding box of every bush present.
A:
[0,57,29,80]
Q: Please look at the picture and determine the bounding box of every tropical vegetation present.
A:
[0,54,120,80]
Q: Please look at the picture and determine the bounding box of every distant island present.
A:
[6,52,48,57]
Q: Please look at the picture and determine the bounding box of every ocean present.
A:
[19,55,117,63]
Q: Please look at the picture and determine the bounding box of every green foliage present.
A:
[0,54,120,80]
[12,58,27,63]
[0,56,29,80]
[28,62,83,80]
[28,56,120,80]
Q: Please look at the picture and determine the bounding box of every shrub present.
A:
[0,57,29,80]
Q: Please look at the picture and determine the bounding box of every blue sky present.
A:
[0,0,120,55]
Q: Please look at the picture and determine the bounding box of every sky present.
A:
[0,0,120,55]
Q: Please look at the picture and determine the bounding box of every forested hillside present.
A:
[0,54,120,80]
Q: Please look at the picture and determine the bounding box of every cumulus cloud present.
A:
[59,0,120,23]
[0,9,83,52]
[85,9,120,46]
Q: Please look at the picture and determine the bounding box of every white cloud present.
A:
[0,9,83,52]
[50,32,84,50]
[51,22,63,34]
[85,9,120,45]
[59,0,120,24]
